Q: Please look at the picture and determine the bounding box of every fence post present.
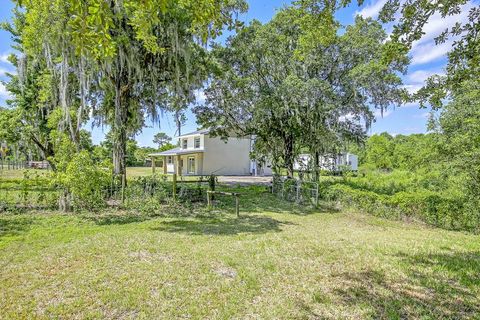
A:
[121,173,126,204]
[235,195,239,218]
[314,182,319,207]
[296,180,301,203]
[207,191,212,209]
[208,174,215,201]
[172,173,177,201]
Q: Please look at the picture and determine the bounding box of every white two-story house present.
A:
[149,129,253,176]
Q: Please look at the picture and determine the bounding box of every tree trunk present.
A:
[313,151,320,182]
[29,134,56,171]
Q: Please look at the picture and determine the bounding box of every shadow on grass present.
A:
[0,215,34,239]
[214,186,339,216]
[152,215,295,236]
[84,185,337,226]
[308,251,480,319]
[84,212,158,225]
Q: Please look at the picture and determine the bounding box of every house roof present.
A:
[176,128,210,138]
[149,147,205,157]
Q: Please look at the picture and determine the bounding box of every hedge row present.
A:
[326,184,478,232]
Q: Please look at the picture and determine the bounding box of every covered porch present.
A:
[149,148,204,176]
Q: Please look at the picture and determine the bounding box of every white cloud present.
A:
[0,67,16,78]
[402,83,423,94]
[0,83,11,100]
[0,54,10,64]
[407,69,444,83]
[374,109,392,118]
[356,0,389,18]
[194,89,206,104]
[411,40,455,65]
[0,52,14,66]
[413,112,430,119]
[0,52,16,78]
[403,68,444,94]
[411,4,472,50]
[409,2,473,65]
[402,102,420,108]
[0,67,8,77]
[357,0,473,65]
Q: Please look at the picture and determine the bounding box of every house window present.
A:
[194,137,200,149]
[167,156,172,164]
[187,156,195,174]
[182,139,188,149]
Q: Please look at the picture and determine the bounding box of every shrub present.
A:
[123,175,171,213]
[55,151,112,211]
[326,172,478,232]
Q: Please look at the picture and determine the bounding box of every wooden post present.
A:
[235,195,239,217]
[172,173,177,201]
[296,181,301,203]
[121,172,126,204]
[163,156,167,174]
[151,156,156,174]
[207,191,212,209]
[176,155,182,177]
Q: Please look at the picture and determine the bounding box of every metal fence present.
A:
[0,187,60,210]
[272,176,319,206]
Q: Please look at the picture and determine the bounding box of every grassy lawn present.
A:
[1,186,479,319]
[127,167,153,179]
[0,169,50,180]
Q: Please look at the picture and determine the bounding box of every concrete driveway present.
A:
[217,176,272,186]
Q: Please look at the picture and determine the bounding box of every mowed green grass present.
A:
[0,169,49,179]
[1,186,480,319]
[126,166,154,179]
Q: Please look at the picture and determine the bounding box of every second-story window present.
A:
[182,139,188,149]
[194,137,200,149]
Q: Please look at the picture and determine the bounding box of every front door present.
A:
[187,156,195,174]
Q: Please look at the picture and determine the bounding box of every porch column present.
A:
[163,156,167,174]
[176,155,182,176]
[197,153,204,175]
[151,156,156,174]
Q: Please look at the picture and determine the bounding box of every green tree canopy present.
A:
[11,0,247,178]
[153,132,172,148]
[195,4,407,177]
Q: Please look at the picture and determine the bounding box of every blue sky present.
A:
[0,0,473,147]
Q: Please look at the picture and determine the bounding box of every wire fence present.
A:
[0,174,215,212]
[0,160,51,170]
[272,176,319,206]
[0,187,60,210]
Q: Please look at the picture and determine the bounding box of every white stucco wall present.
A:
[202,135,251,175]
